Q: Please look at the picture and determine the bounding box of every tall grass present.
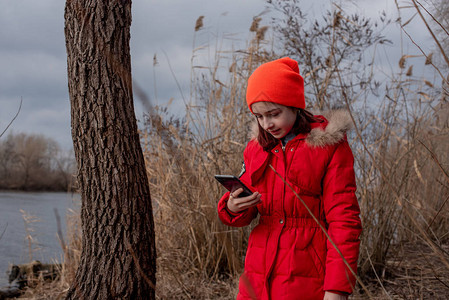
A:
[140,3,449,298]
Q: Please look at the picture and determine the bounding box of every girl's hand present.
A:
[323,291,348,300]
[227,188,262,213]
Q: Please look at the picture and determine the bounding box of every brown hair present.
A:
[256,109,322,151]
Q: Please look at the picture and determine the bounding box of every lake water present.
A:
[0,192,79,288]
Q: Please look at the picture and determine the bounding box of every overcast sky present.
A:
[0,0,432,150]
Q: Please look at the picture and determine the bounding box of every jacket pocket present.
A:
[287,170,322,197]
[290,227,321,278]
[308,229,327,277]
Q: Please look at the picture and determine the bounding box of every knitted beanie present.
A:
[246,57,305,112]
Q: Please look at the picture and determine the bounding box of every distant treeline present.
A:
[0,133,77,191]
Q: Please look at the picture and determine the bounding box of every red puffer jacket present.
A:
[218,110,362,300]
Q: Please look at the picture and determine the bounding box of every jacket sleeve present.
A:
[322,138,362,294]
[217,191,258,227]
[217,146,258,227]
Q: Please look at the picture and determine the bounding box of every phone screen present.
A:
[214,175,253,197]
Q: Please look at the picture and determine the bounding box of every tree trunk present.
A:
[64,1,156,299]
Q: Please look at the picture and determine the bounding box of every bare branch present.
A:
[411,0,449,68]
[0,97,22,138]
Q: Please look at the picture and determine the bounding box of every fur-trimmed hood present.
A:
[250,109,354,147]
[306,109,353,147]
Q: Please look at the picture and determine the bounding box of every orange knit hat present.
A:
[246,57,305,112]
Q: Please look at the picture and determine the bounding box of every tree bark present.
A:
[64,1,156,299]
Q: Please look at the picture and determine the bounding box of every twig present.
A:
[411,0,449,67]
[415,0,449,36]
[401,28,447,84]
[0,223,7,240]
[0,97,22,138]
[162,50,187,105]
[394,1,448,85]
[418,140,449,184]
[54,208,70,264]
[365,247,392,299]
[426,193,449,232]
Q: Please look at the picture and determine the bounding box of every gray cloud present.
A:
[0,0,436,151]
[0,0,65,55]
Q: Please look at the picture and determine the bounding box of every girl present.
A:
[217,57,362,300]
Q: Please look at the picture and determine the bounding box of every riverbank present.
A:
[0,192,79,288]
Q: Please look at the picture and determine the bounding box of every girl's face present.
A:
[251,102,297,139]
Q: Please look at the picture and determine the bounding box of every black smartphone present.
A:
[214,175,253,197]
